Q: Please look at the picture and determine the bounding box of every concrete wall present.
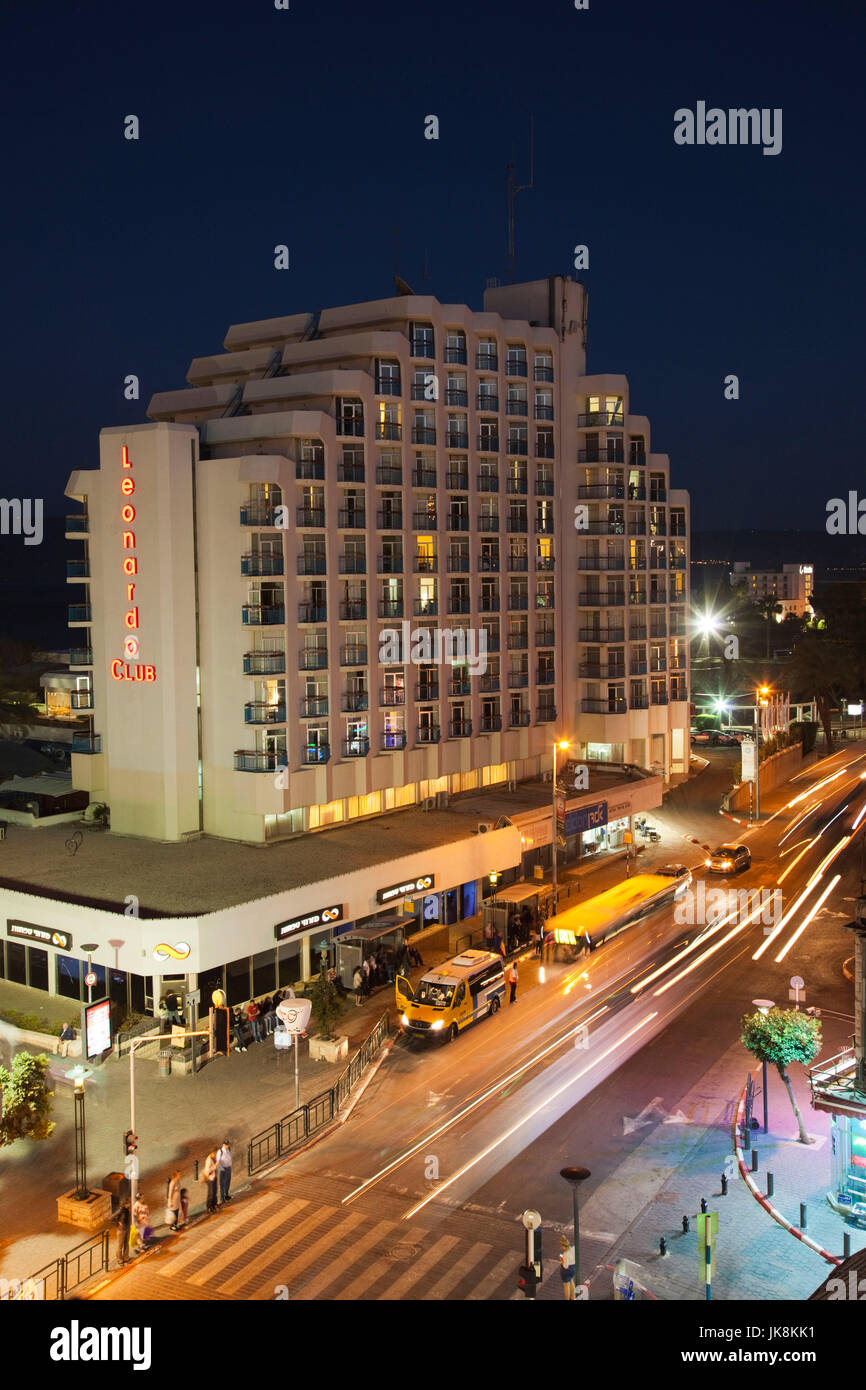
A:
[724,743,817,812]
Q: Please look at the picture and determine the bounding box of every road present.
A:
[90,744,866,1301]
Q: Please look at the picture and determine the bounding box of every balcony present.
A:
[476,352,498,370]
[446,433,469,450]
[66,514,89,534]
[375,422,402,442]
[477,434,500,453]
[580,592,625,607]
[507,439,529,456]
[70,691,93,710]
[627,487,647,501]
[535,441,555,459]
[669,557,687,571]
[506,358,528,377]
[297,649,327,672]
[71,735,102,754]
[234,750,287,773]
[629,590,648,605]
[298,603,327,623]
[446,515,469,532]
[670,522,687,537]
[242,604,286,626]
[412,469,437,489]
[445,389,468,407]
[447,554,470,572]
[651,692,669,706]
[629,660,648,675]
[300,697,329,718]
[240,505,281,526]
[245,702,287,724]
[376,464,403,486]
[339,601,367,620]
[507,631,529,649]
[510,710,530,727]
[649,556,668,571]
[534,405,554,421]
[476,394,499,411]
[378,599,403,619]
[340,647,368,666]
[296,460,325,480]
[507,515,528,533]
[578,627,625,643]
[579,557,625,571]
[536,669,555,685]
[628,557,647,571]
[376,510,403,529]
[535,629,555,647]
[445,472,469,491]
[506,554,528,572]
[413,598,438,616]
[506,399,528,416]
[478,555,501,573]
[380,688,405,706]
[413,554,437,572]
[630,625,648,641]
[337,462,365,483]
[412,427,436,446]
[69,648,93,666]
[579,449,624,465]
[506,476,528,495]
[479,715,502,733]
[448,721,472,739]
[480,674,500,692]
[338,555,366,574]
[479,595,500,611]
[376,376,401,395]
[246,651,287,675]
[297,508,325,528]
[630,695,649,709]
[534,365,554,382]
[378,554,403,574]
[415,681,439,701]
[534,517,554,534]
[578,411,624,427]
[449,676,471,696]
[412,511,437,530]
[507,671,529,687]
[579,521,625,536]
[630,451,647,468]
[410,337,435,358]
[669,589,687,604]
[341,693,369,712]
[381,730,407,751]
[244,553,286,576]
[483,634,501,652]
[579,484,625,500]
[336,413,365,438]
[447,596,470,614]
[416,725,441,743]
[536,707,557,722]
[68,604,92,623]
[477,515,500,532]
[580,663,624,679]
[650,490,668,503]
[445,346,467,364]
[650,659,667,673]
[629,521,647,535]
[508,594,529,610]
[302,745,331,765]
[66,561,90,579]
[581,699,627,715]
[338,509,366,529]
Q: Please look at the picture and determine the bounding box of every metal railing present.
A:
[248,1012,391,1174]
[0,1230,109,1302]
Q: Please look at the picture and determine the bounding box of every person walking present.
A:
[178,1187,190,1229]
[202,1150,219,1214]
[508,962,518,1004]
[166,1171,181,1231]
[217,1140,232,1204]
[132,1196,152,1251]
[115,1200,131,1267]
[352,964,363,1005]
[361,958,370,997]
[559,1236,577,1300]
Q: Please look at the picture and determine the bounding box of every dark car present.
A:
[705,844,751,875]
[714,731,742,747]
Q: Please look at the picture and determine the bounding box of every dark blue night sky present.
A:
[2,0,863,532]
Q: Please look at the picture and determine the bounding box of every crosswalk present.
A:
[90,1180,523,1302]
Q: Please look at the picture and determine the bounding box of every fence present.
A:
[115,1017,162,1057]
[0,1230,109,1302]
[248,1011,390,1175]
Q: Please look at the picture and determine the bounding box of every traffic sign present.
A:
[84,971,97,988]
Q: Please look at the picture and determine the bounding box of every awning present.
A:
[337,918,405,943]
[490,882,546,906]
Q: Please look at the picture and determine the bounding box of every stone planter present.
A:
[56,1188,113,1230]
[308,1034,348,1063]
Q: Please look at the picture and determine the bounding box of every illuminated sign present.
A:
[84,998,112,1057]
[564,802,608,836]
[7,920,72,950]
[377,874,434,905]
[274,905,343,941]
[110,444,157,683]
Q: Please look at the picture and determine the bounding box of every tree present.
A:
[740,1008,821,1144]
[782,634,853,752]
[309,971,342,1041]
[751,596,783,660]
[0,1052,55,1146]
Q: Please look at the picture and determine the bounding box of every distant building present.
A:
[730,561,813,619]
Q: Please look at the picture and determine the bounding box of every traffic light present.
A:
[518,1264,538,1298]
[123,1129,138,1157]
[531,1228,543,1281]
[209,1006,230,1056]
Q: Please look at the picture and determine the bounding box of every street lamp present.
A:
[81,942,100,1005]
[560,1165,591,1287]
[551,739,571,914]
[68,1064,92,1201]
[753,687,770,820]
[752,998,776,1133]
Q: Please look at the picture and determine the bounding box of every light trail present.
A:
[652,896,768,996]
[780,838,811,858]
[777,840,815,884]
[630,906,739,994]
[852,800,866,832]
[785,770,846,808]
[777,803,821,847]
[401,1012,659,1219]
[752,878,823,960]
[341,1005,609,1205]
[775,875,842,963]
[805,835,852,888]
[813,803,850,841]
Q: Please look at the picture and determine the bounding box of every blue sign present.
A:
[564,801,608,836]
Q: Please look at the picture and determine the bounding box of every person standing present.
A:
[361,958,370,996]
[353,965,363,1005]
[166,1171,181,1231]
[202,1150,219,1214]
[247,998,263,1042]
[178,1187,190,1229]
[217,1140,232,1204]
[559,1236,577,1299]
[508,962,518,1004]
[132,1196,152,1250]
[115,1200,131,1267]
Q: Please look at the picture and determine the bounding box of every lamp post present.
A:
[81,941,100,1005]
[551,739,570,915]
[753,998,775,1133]
[560,1165,591,1287]
[69,1064,91,1201]
[753,688,770,820]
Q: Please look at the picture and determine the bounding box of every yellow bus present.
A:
[547,871,691,952]
[395,949,506,1042]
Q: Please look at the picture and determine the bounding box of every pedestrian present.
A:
[132,1196,153,1250]
[58,1021,76,1057]
[115,1199,131,1267]
[361,958,371,996]
[492,931,504,958]
[178,1187,190,1229]
[217,1140,232,1204]
[166,1171,181,1231]
[559,1236,577,1300]
[164,989,181,1026]
[483,919,494,950]
[231,1007,247,1052]
[508,962,518,1004]
[352,964,363,1005]
[201,1150,219,1214]
[247,997,263,1042]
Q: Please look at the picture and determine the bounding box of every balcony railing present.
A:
[536,669,555,685]
[578,628,625,643]
[445,346,467,364]
[508,672,529,687]
[338,555,366,573]
[375,422,402,441]
[507,515,528,532]
[630,590,648,605]
[66,514,89,533]
[300,697,329,718]
[477,515,500,532]
[506,476,528,494]
[341,693,369,712]
[479,596,500,611]
[376,376,401,395]
[507,439,529,456]
[378,599,403,619]
[507,594,528,610]
[376,464,403,487]
[578,521,625,536]
[579,484,625,499]
[338,509,366,529]
[69,648,93,666]
[70,691,93,709]
[477,434,500,452]
[506,399,528,416]
[445,473,468,491]
[535,629,555,647]
[483,635,501,652]
[449,677,471,696]
[68,605,92,623]
[534,405,554,421]
[536,706,557,722]
[374,510,402,530]
[476,394,499,411]
[579,449,624,464]
[234,750,287,773]
[413,598,438,616]
[447,554,470,572]
[651,692,669,706]
[378,553,403,573]
[337,463,365,483]
[298,649,327,671]
[245,702,287,724]
[302,745,331,765]
[579,557,625,571]
[446,433,469,450]
[535,441,555,459]
[447,596,471,614]
[245,553,286,576]
[534,365,554,382]
[298,603,327,623]
[506,359,528,377]
[412,427,436,445]
[479,715,502,733]
[445,389,468,407]
[413,554,437,571]
[340,647,368,666]
[410,337,435,358]
[506,633,529,650]
[246,651,287,675]
[380,688,405,706]
[510,710,530,727]
[66,561,90,579]
[534,517,554,534]
[630,695,649,709]
[579,664,625,679]
[446,515,469,532]
[71,734,101,754]
[240,505,281,526]
[578,411,624,427]
[630,625,648,641]
[297,508,325,527]
[480,674,500,692]
[412,469,437,488]
[416,725,441,743]
[629,661,648,675]
[580,592,625,607]
[476,353,498,370]
[448,721,472,739]
[296,460,325,480]
[412,512,437,529]
[381,730,407,751]
[581,698,627,714]
[478,555,501,572]
[242,605,286,626]
[415,681,439,701]
[337,416,365,437]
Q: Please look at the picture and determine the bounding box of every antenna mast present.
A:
[506,117,534,284]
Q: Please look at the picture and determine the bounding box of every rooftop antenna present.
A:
[507,116,534,285]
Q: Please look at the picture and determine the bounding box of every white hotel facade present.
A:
[64,275,690,846]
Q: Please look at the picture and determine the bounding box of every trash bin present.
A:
[158,1049,172,1077]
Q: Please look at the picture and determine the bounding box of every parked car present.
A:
[690,730,717,746]
[705,844,751,874]
[714,731,742,747]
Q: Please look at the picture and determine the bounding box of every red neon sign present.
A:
[111,446,157,683]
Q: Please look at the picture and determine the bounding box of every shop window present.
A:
[461,881,477,919]
[278,941,302,987]
[252,950,276,997]
[392,783,417,808]
[57,954,82,1001]
[310,799,344,829]
[198,965,225,1012]
[29,947,48,992]
[226,957,251,1007]
[5,941,26,985]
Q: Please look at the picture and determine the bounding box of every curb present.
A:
[732,1081,841,1267]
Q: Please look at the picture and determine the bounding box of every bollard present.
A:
[844,1232,852,1259]
[659,1236,667,1257]
[682,1215,690,1234]
[194,1158,199,1182]
[720,1173,728,1197]
[799,1203,807,1230]
[742,1122,751,1153]
[700,1197,708,1214]
[751,1149,759,1172]
[766,1172,774,1199]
